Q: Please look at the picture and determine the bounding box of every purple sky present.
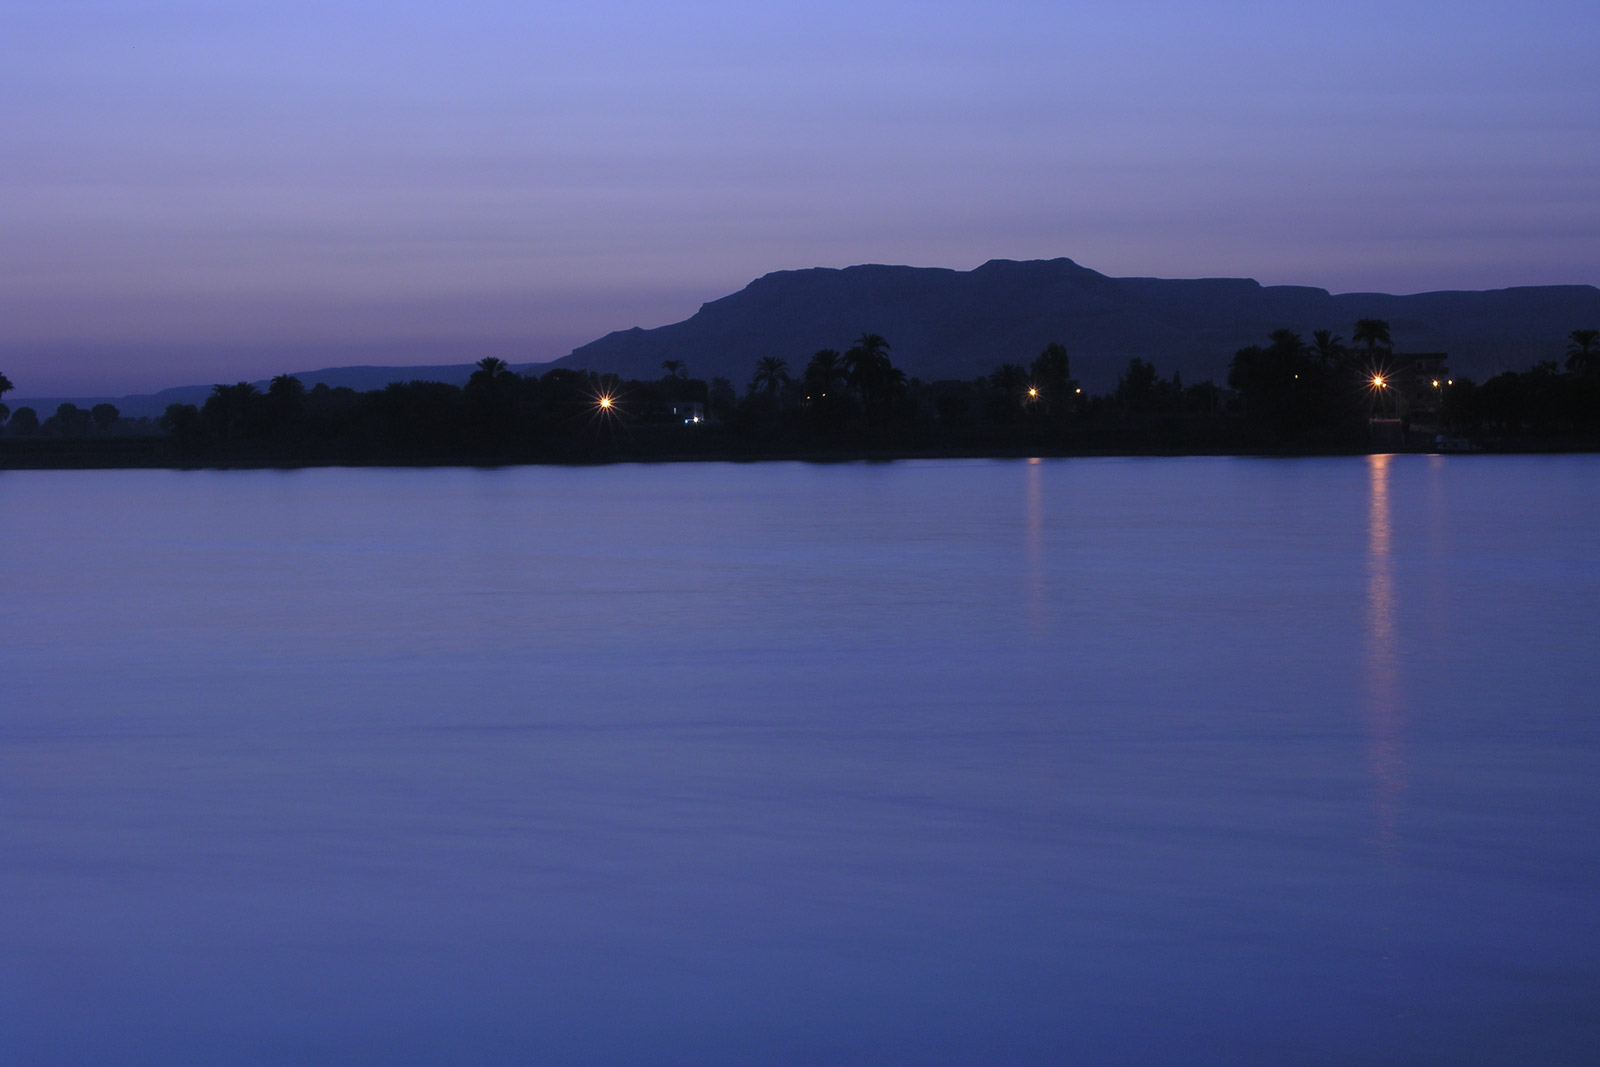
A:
[5,0,1598,395]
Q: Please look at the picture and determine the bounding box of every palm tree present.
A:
[205,382,260,441]
[803,349,847,397]
[844,333,891,375]
[1267,329,1307,357]
[269,374,305,402]
[750,356,790,396]
[844,333,891,403]
[1352,318,1392,355]
[661,360,686,379]
[1566,329,1600,376]
[467,357,516,396]
[210,382,258,404]
[268,374,306,424]
[1310,330,1346,366]
[0,371,13,400]
[842,334,906,425]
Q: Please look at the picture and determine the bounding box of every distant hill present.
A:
[555,258,1600,391]
[10,362,545,420]
[13,258,1599,416]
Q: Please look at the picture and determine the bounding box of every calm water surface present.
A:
[3,456,1598,1064]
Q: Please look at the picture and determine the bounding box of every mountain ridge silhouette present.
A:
[555,257,1600,390]
[13,258,1598,415]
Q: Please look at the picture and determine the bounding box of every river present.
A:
[3,456,1597,1064]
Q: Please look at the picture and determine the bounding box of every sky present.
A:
[4,0,1599,395]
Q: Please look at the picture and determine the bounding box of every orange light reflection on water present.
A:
[1364,454,1407,859]
[1024,457,1045,633]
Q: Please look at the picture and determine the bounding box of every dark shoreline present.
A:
[11,328,1596,472]
[3,436,1593,472]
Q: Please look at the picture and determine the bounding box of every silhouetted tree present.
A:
[91,403,120,433]
[1268,329,1307,358]
[463,359,525,450]
[529,368,591,429]
[844,334,904,424]
[655,360,691,403]
[161,403,201,447]
[46,403,94,436]
[9,406,38,435]
[987,364,1030,421]
[203,383,262,442]
[1566,329,1600,376]
[268,374,307,425]
[1353,318,1392,355]
[469,357,513,388]
[989,363,1028,395]
[1115,358,1160,412]
[366,380,463,456]
[0,371,13,424]
[844,334,890,382]
[803,349,847,397]
[1227,328,1360,439]
[750,356,790,397]
[1029,342,1073,413]
[1473,362,1569,438]
[799,349,853,429]
[305,382,359,420]
[1310,330,1347,366]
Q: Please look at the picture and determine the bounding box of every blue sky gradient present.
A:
[5,0,1598,393]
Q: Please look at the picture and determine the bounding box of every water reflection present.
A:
[4,460,1599,1063]
[1364,454,1406,857]
[1024,457,1046,632]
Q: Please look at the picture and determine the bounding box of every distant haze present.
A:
[5,1,1598,395]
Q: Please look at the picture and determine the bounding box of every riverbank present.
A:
[3,432,1592,471]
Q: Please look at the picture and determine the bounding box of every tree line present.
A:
[2,324,1597,463]
[1225,322,1600,444]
